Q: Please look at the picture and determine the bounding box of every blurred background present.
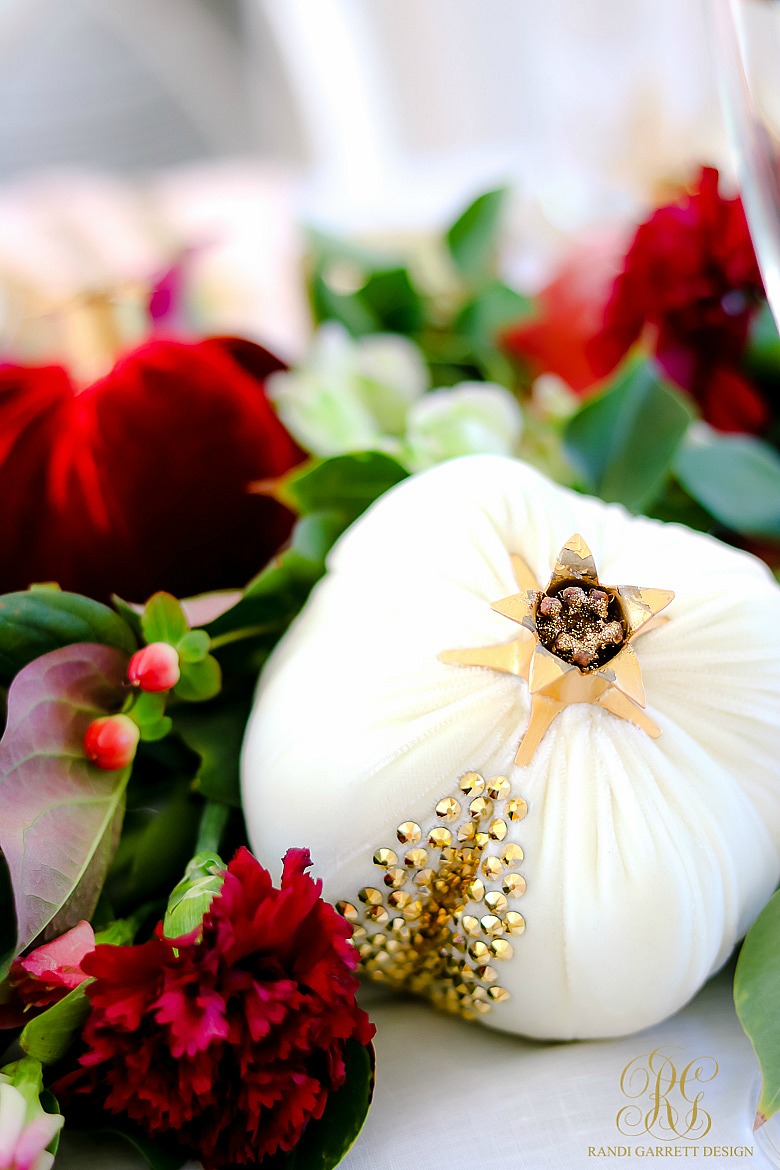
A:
[0,0,731,358]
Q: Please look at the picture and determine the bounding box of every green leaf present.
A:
[94,1126,188,1170]
[310,272,380,337]
[286,1041,376,1170]
[0,592,136,686]
[173,696,252,806]
[204,505,366,654]
[203,456,405,662]
[563,359,694,512]
[359,267,425,334]
[110,594,144,640]
[455,279,532,342]
[282,452,408,525]
[174,654,221,703]
[141,593,189,647]
[674,432,780,537]
[105,782,200,911]
[0,645,130,973]
[735,890,780,1126]
[20,982,91,1065]
[445,188,509,282]
[176,629,210,663]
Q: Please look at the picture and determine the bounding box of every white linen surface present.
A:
[54,967,771,1170]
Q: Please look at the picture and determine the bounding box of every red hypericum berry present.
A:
[127,642,181,693]
[84,715,140,771]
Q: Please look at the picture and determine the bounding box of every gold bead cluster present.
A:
[336,772,528,1021]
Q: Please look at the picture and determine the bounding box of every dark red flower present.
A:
[0,336,302,602]
[590,166,768,432]
[59,848,374,1169]
[505,169,769,433]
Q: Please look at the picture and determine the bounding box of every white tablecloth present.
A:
[55,965,773,1170]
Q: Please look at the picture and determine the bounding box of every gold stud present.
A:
[467,879,485,902]
[459,772,485,796]
[384,867,407,889]
[415,868,434,887]
[483,856,503,879]
[490,938,514,961]
[488,819,508,842]
[388,889,412,909]
[397,821,422,845]
[502,873,527,896]
[487,776,511,801]
[468,940,490,962]
[484,891,508,914]
[457,822,476,843]
[480,914,504,937]
[461,915,481,936]
[506,798,528,821]
[436,796,461,821]
[500,843,524,867]
[469,797,494,820]
[336,901,358,921]
[428,827,453,848]
[504,912,526,936]
[488,986,510,1003]
[475,964,499,984]
[358,887,383,906]
[373,847,398,868]
[404,847,429,870]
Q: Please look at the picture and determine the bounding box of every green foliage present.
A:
[285,1041,376,1169]
[177,629,210,663]
[735,890,780,1125]
[129,692,172,742]
[281,452,408,526]
[0,591,136,685]
[104,779,200,913]
[309,231,424,337]
[141,593,189,647]
[445,188,509,283]
[206,454,407,661]
[20,983,91,1065]
[674,432,780,537]
[0,645,130,974]
[564,359,694,512]
[93,1127,188,1170]
[173,695,252,807]
[173,655,222,703]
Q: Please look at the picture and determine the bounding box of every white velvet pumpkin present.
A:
[241,455,780,1040]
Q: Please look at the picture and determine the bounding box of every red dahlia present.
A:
[60,848,374,1169]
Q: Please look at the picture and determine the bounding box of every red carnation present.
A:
[505,168,768,433]
[0,336,302,602]
[591,166,767,432]
[59,848,374,1169]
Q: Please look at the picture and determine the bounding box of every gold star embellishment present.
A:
[439,535,674,767]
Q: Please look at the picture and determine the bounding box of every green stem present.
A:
[208,624,280,651]
[195,800,230,855]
